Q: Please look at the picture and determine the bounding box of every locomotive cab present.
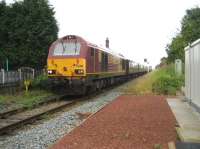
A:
[47,35,87,79]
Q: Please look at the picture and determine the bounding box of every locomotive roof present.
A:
[60,35,127,60]
[87,42,126,59]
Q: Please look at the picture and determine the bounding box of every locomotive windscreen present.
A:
[53,42,81,56]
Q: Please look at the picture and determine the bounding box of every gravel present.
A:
[0,104,22,114]
[0,86,123,149]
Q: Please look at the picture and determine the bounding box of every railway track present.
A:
[0,99,76,135]
[0,92,103,135]
[0,94,67,119]
[0,74,146,136]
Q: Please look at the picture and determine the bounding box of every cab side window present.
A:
[122,59,126,70]
[91,48,95,56]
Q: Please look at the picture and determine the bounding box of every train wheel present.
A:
[94,81,100,91]
[101,80,104,88]
[81,86,87,95]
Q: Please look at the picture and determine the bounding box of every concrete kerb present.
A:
[167,98,200,143]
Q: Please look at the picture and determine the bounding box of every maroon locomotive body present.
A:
[47,35,146,94]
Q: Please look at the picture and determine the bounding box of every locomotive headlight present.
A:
[75,69,84,74]
[48,70,53,74]
[79,69,84,73]
[48,70,56,74]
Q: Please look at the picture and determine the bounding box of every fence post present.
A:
[1,69,5,84]
[32,68,35,79]
[43,68,46,75]
[175,59,182,76]
[18,68,22,81]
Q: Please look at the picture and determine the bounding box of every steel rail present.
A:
[0,100,75,135]
[0,94,67,119]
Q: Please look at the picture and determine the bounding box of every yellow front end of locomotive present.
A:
[47,58,86,78]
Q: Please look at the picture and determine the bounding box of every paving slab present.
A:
[176,142,200,149]
[167,98,200,143]
[176,128,200,143]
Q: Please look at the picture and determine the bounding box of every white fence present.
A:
[0,68,45,85]
[185,38,200,108]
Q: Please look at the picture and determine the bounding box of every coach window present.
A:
[105,53,108,71]
[122,59,126,70]
[91,48,95,56]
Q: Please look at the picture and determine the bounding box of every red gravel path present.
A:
[50,95,177,149]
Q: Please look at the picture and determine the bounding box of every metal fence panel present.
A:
[0,71,3,84]
[185,49,190,100]
[185,39,200,107]
[0,69,45,85]
[5,71,20,83]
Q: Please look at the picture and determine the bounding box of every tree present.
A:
[0,0,7,68]
[166,34,186,63]
[0,0,58,69]
[181,7,200,43]
[166,7,200,63]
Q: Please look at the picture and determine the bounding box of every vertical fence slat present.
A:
[2,69,5,84]
[0,69,5,84]
[0,68,45,95]
[0,68,44,85]
[0,70,2,84]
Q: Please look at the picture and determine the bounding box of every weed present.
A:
[31,74,50,90]
[123,64,184,95]
[152,65,184,95]
[0,90,54,109]
[154,144,162,149]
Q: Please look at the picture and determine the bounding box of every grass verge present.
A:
[0,90,54,109]
[123,64,184,95]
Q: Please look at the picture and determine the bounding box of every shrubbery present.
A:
[31,74,51,90]
[152,75,184,95]
[115,63,185,95]
[152,65,184,95]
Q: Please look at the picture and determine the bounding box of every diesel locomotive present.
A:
[47,35,147,94]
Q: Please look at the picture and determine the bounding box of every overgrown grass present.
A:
[123,71,160,95]
[123,64,184,95]
[31,74,50,89]
[0,90,54,109]
[0,96,6,105]
[152,64,184,95]
[0,74,55,109]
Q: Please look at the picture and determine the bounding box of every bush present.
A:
[152,64,184,95]
[152,75,183,95]
[31,74,51,90]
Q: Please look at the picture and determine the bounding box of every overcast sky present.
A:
[6,0,200,67]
